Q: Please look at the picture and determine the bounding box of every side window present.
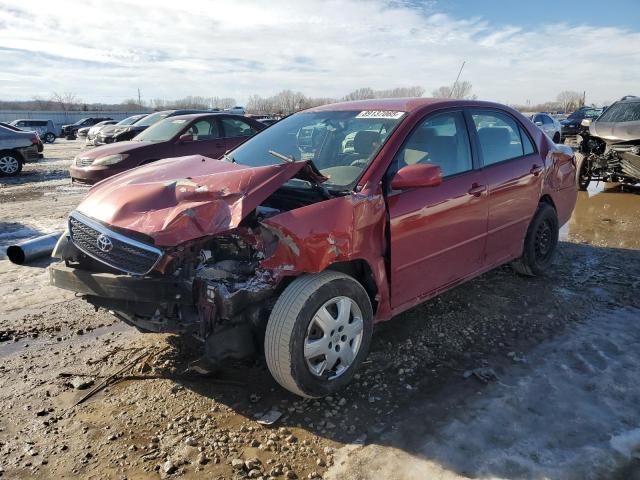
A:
[188,119,221,141]
[221,118,257,138]
[542,115,553,125]
[393,111,472,178]
[521,127,535,155]
[471,111,526,166]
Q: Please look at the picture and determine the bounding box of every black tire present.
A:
[576,156,591,191]
[0,151,23,177]
[512,203,559,277]
[44,132,56,143]
[552,132,561,143]
[265,271,373,398]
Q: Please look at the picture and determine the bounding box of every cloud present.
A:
[0,0,638,105]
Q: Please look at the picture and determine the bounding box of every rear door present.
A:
[387,110,489,311]
[220,117,260,151]
[467,109,542,266]
[174,117,226,158]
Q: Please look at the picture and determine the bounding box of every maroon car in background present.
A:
[70,113,265,184]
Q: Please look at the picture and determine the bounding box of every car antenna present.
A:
[449,60,466,99]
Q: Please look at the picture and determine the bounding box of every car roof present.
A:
[306,97,513,114]
[167,112,246,121]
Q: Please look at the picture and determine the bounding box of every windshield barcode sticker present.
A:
[356,110,405,119]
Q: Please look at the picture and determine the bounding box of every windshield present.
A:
[136,111,171,127]
[134,118,189,142]
[73,118,89,126]
[597,102,640,123]
[229,110,406,189]
[117,115,143,126]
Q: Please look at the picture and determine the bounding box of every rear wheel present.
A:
[0,152,23,177]
[576,156,591,191]
[552,132,561,143]
[265,271,373,398]
[512,203,559,277]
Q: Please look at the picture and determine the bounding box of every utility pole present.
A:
[138,88,142,108]
[449,61,466,98]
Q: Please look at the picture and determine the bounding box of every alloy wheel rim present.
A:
[304,296,363,380]
[0,156,19,174]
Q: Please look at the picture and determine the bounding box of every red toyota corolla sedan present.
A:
[50,98,577,397]
[69,113,265,184]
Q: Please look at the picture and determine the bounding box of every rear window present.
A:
[598,102,640,123]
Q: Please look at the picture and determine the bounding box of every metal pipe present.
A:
[6,233,62,265]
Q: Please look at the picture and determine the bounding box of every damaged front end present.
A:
[49,155,351,364]
[579,135,640,185]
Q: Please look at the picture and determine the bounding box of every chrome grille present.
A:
[68,212,162,275]
[76,157,94,167]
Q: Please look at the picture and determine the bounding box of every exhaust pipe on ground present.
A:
[6,233,62,265]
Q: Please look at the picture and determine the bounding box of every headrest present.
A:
[477,127,511,148]
[353,130,381,155]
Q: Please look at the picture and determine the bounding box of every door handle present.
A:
[468,183,487,197]
[530,164,543,176]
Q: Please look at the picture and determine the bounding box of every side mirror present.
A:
[391,163,442,190]
[178,133,194,143]
[535,121,543,126]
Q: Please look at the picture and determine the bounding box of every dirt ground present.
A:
[0,140,639,480]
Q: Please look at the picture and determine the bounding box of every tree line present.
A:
[0,86,593,116]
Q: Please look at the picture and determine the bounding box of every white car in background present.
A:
[224,106,246,115]
[530,113,562,143]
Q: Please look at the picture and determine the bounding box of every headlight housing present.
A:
[92,154,128,166]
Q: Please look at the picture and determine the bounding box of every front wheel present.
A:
[44,132,56,143]
[552,132,561,143]
[0,152,23,177]
[512,203,559,277]
[576,156,591,191]
[265,271,373,398]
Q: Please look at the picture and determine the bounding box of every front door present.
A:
[388,110,489,312]
[467,109,543,266]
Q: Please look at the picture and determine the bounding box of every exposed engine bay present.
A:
[50,184,333,365]
[579,133,640,188]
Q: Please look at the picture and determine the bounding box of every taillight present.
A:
[31,136,39,145]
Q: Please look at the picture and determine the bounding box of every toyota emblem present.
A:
[96,234,113,253]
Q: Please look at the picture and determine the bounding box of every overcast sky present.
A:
[1,0,638,106]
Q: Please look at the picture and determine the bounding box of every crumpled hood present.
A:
[75,155,313,247]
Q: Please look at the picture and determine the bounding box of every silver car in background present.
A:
[85,120,118,145]
[0,124,42,176]
[9,119,58,143]
[531,113,562,143]
[94,114,147,145]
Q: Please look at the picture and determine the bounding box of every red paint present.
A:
[73,98,577,322]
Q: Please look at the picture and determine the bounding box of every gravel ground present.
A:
[0,141,639,479]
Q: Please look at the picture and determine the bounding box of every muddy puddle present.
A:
[560,182,640,250]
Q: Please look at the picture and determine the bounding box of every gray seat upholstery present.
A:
[402,127,466,176]
[477,127,517,164]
